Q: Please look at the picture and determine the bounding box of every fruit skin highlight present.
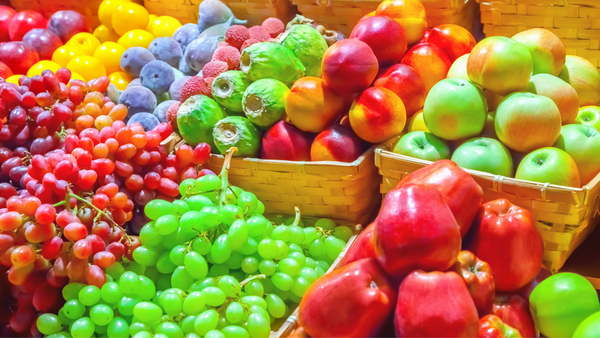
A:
[349,87,407,143]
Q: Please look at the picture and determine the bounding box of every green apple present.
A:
[423,78,487,141]
[573,311,600,338]
[393,131,450,161]
[446,54,469,81]
[554,124,600,185]
[515,147,581,187]
[576,106,600,131]
[450,137,513,176]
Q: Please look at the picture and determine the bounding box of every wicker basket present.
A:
[374,147,600,272]
[162,133,382,225]
[144,0,298,26]
[478,0,600,68]
[290,0,478,37]
[8,0,42,12]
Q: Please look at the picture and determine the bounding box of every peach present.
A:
[559,55,600,106]
[374,63,426,117]
[321,39,379,95]
[512,28,565,76]
[527,74,579,125]
[350,15,407,67]
[427,24,476,62]
[311,124,367,162]
[446,54,469,81]
[349,87,407,143]
[467,36,533,96]
[261,120,312,161]
[284,77,345,133]
[401,42,451,94]
[376,0,427,45]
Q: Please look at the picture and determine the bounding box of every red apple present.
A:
[0,61,12,79]
[299,258,397,337]
[0,6,16,42]
[349,15,407,67]
[428,24,476,62]
[8,11,47,41]
[260,120,312,161]
[310,124,366,162]
[401,42,452,94]
[395,270,479,337]
[374,63,426,117]
[22,29,63,60]
[339,223,375,266]
[493,294,537,338]
[321,39,379,95]
[468,199,543,292]
[47,10,91,43]
[374,183,461,278]
[0,42,40,75]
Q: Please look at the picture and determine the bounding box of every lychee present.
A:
[262,17,285,38]
[248,26,271,42]
[211,46,241,70]
[225,25,250,49]
[202,61,228,78]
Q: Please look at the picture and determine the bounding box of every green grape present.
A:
[70,317,95,338]
[170,245,187,266]
[156,321,184,337]
[288,225,305,245]
[181,315,197,334]
[244,280,264,297]
[247,313,270,338]
[304,257,316,269]
[200,206,221,228]
[157,252,177,274]
[257,239,277,260]
[226,302,244,323]
[205,330,225,338]
[315,266,325,277]
[308,238,324,257]
[235,238,257,256]
[179,179,197,197]
[237,192,258,214]
[202,286,226,306]
[221,326,249,338]
[118,296,140,316]
[172,266,195,291]
[96,324,107,334]
[63,299,86,319]
[173,199,191,215]
[315,218,336,231]
[155,214,180,236]
[324,236,346,260]
[129,322,150,336]
[249,305,269,323]
[278,258,300,276]
[217,275,241,297]
[302,227,320,246]
[157,273,172,291]
[160,288,184,302]
[63,283,85,301]
[192,236,212,255]
[47,331,71,338]
[140,222,162,247]
[90,304,114,326]
[162,292,183,317]
[287,244,301,253]
[186,195,214,211]
[162,231,180,250]
[119,271,140,295]
[291,276,310,297]
[333,226,353,242]
[145,200,177,220]
[106,262,126,280]
[271,225,291,242]
[220,205,243,226]
[227,186,244,204]
[284,217,304,227]
[136,276,156,301]
[145,267,160,283]
[36,313,63,335]
[272,273,293,291]
[272,288,289,301]
[258,260,276,276]
[226,252,244,270]
[133,246,160,267]
[177,226,197,244]
[180,211,204,233]
[253,201,265,215]
[274,240,289,260]
[217,316,228,330]
[106,274,114,283]
[228,220,249,250]
[246,215,268,237]
[265,294,286,318]
[194,309,219,336]
[201,190,219,203]
[127,261,147,275]
[299,267,319,283]
[289,292,302,304]
[79,285,101,306]
[132,331,152,338]
[316,260,329,271]
[196,174,222,192]
[133,302,162,323]
[211,234,232,264]
[241,296,266,309]
[261,277,275,294]
[182,291,206,315]
[241,257,259,274]
[185,252,209,279]
[288,252,306,267]
[187,333,201,338]
[58,308,75,327]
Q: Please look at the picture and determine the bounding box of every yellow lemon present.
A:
[93,25,120,43]
[109,71,133,90]
[149,16,182,38]
[69,71,86,84]
[67,56,107,82]
[6,74,21,85]
[67,32,101,55]
[98,0,130,30]
[147,14,157,31]
[93,42,125,75]
[27,60,62,78]
[52,45,88,67]
[117,29,155,49]
[112,2,150,36]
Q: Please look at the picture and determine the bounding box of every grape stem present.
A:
[218,147,238,207]
[240,274,266,287]
[291,206,301,227]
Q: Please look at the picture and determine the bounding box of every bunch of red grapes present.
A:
[0,68,212,337]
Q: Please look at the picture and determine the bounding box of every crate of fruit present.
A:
[478,0,600,68]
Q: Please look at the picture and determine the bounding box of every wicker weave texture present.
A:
[9,0,42,12]
[375,148,600,272]
[479,0,600,68]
